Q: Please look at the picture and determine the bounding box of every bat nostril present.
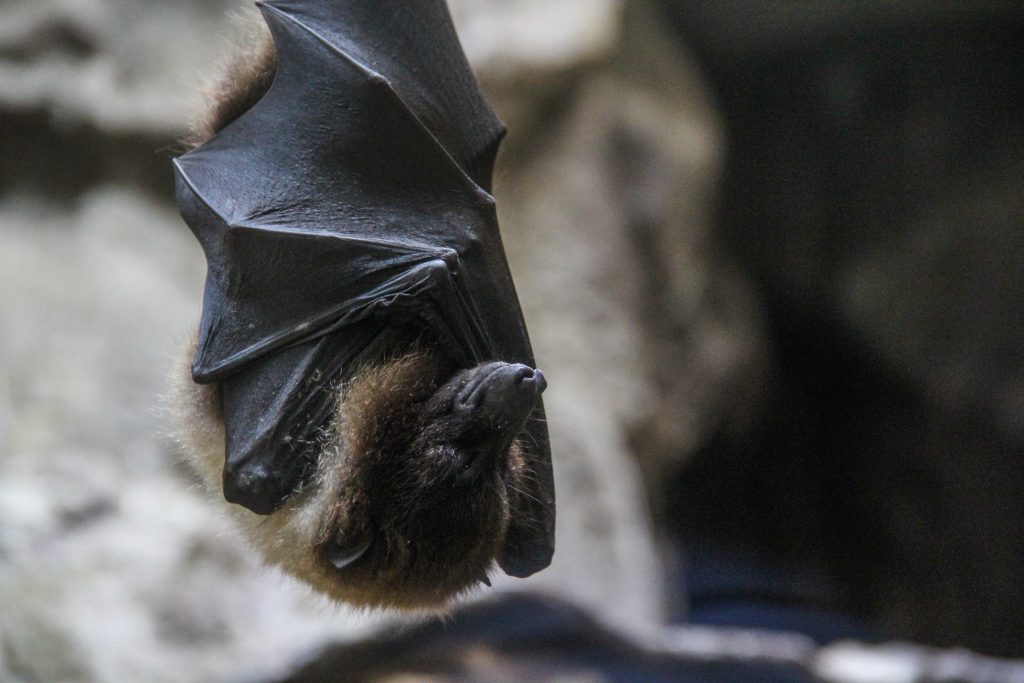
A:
[516,366,546,394]
[532,369,547,393]
[512,365,533,381]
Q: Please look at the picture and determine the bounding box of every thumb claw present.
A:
[327,537,372,570]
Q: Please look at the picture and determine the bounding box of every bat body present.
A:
[171,0,554,608]
[172,341,544,608]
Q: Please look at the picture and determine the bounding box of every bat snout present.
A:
[453,362,545,432]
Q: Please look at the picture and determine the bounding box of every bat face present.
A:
[317,355,546,606]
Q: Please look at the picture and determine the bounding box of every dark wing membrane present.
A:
[262,0,505,190]
[175,0,498,380]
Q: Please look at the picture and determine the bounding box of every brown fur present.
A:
[169,337,528,611]
[183,19,277,150]
[314,352,521,608]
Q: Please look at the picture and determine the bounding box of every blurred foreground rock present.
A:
[267,594,1024,683]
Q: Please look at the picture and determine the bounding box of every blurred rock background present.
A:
[661,1,1024,656]
[1,0,1023,681]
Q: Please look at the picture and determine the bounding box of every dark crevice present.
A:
[656,0,1024,656]
[0,18,98,63]
[0,110,178,204]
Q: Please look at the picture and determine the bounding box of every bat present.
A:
[170,0,554,607]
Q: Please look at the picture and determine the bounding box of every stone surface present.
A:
[0,189,388,683]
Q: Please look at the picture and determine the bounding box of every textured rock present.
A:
[0,190,386,683]
[0,0,238,133]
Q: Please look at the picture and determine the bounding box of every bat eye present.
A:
[454,458,481,485]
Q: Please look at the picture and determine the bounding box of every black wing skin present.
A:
[173,0,554,577]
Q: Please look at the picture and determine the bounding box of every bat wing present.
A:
[173,0,553,577]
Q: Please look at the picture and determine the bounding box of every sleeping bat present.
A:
[170,0,554,609]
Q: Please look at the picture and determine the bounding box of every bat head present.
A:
[315,354,546,606]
